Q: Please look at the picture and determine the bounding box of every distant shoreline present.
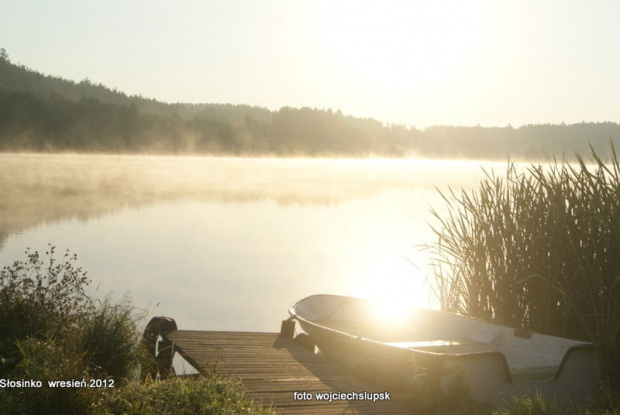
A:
[1,57,619,161]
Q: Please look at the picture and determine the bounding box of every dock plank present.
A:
[164,330,407,415]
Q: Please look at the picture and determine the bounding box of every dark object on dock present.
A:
[282,318,316,350]
[280,318,295,339]
[154,318,406,414]
[142,316,178,380]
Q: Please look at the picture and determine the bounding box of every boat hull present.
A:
[289,294,600,405]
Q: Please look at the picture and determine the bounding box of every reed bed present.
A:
[428,145,620,383]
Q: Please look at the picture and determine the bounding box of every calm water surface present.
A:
[0,155,508,332]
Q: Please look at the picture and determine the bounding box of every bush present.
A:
[0,246,132,413]
[0,245,91,374]
[0,337,103,415]
[0,245,91,336]
[0,246,272,414]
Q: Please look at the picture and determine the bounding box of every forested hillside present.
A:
[1,49,618,159]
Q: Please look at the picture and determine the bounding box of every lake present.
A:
[0,154,509,332]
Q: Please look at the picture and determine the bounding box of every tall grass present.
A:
[428,145,620,383]
[80,296,145,380]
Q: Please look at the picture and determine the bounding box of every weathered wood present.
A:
[164,330,408,415]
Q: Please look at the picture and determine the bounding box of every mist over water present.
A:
[0,154,508,331]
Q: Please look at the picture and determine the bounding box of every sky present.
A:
[1,0,619,129]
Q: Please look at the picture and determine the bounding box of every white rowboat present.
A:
[289,294,600,405]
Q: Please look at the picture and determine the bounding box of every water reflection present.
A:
[0,154,506,331]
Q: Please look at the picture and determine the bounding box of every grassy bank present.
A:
[0,246,273,414]
[401,386,620,415]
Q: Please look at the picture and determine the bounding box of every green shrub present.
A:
[0,245,91,375]
[0,337,104,415]
[0,247,272,414]
[0,245,91,336]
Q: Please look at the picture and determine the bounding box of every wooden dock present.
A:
[161,328,408,414]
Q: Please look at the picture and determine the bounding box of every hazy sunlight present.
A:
[355,256,432,326]
[316,1,489,94]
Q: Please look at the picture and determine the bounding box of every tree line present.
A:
[1,49,618,159]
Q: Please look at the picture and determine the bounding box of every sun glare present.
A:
[354,255,433,326]
[370,295,416,325]
[316,1,488,93]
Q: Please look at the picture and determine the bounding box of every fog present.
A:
[0,153,503,249]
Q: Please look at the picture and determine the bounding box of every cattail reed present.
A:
[428,145,620,383]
